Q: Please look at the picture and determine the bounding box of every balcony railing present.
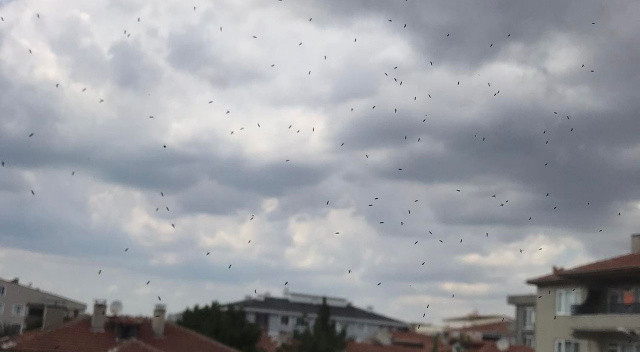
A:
[572,303,640,315]
[608,303,640,314]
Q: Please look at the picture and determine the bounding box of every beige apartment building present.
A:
[0,277,86,335]
[527,234,640,352]
[507,294,537,348]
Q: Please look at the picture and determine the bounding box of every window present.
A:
[622,288,635,305]
[280,315,289,325]
[296,317,304,326]
[607,343,640,352]
[0,285,5,296]
[524,306,535,329]
[555,339,580,352]
[556,289,582,315]
[524,335,535,348]
[12,304,24,317]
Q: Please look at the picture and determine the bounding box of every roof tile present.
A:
[9,315,239,352]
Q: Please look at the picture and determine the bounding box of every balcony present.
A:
[572,303,640,315]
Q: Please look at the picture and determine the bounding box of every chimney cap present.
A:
[94,299,107,305]
[631,234,640,254]
[154,304,166,311]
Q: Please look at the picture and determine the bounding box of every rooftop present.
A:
[527,252,640,286]
[443,311,505,323]
[468,341,534,352]
[231,295,407,327]
[0,277,86,309]
[447,321,513,335]
[3,315,238,352]
[346,330,452,352]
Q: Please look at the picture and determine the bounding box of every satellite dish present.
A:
[110,300,123,316]
[496,338,510,351]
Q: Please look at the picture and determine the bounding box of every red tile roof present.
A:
[7,315,239,352]
[391,331,450,351]
[468,342,534,352]
[347,342,432,352]
[346,331,451,352]
[448,321,512,335]
[508,346,535,352]
[256,334,279,352]
[527,252,640,285]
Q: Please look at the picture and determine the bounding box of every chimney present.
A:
[152,304,166,338]
[91,299,107,332]
[42,305,67,329]
[632,234,640,254]
[552,266,564,275]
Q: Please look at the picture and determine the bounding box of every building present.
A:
[230,290,408,343]
[527,233,640,352]
[0,277,86,336]
[443,311,512,329]
[443,311,514,345]
[507,294,536,348]
[410,322,445,336]
[0,299,239,352]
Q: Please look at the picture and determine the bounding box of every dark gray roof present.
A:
[229,297,406,326]
[507,294,536,306]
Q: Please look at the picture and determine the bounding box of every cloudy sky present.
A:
[0,0,639,324]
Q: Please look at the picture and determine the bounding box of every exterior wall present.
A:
[513,304,535,347]
[0,279,86,333]
[246,309,401,342]
[535,286,601,352]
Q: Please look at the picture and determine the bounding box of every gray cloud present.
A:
[0,0,639,324]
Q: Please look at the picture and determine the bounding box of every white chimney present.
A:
[632,234,640,254]
[152,304,166,338]
[91,299,107,332]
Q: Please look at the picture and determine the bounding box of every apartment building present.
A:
[230,289,408,343]
[0,277,86,335]
[527,234,640,352]
[507,294,536,348]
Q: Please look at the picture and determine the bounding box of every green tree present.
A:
[286,297,347,352]
[177,301,261,352]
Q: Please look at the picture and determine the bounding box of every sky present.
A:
[0,0,639,325]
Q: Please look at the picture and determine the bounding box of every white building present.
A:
[0,277,86,336]
[230,290,408,343]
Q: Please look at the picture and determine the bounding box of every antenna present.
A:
[110,300,123,316]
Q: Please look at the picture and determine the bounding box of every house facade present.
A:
[0,277,86,335]
[527,234,640,352]
[507,294,536,348]
[230,290,409,343]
